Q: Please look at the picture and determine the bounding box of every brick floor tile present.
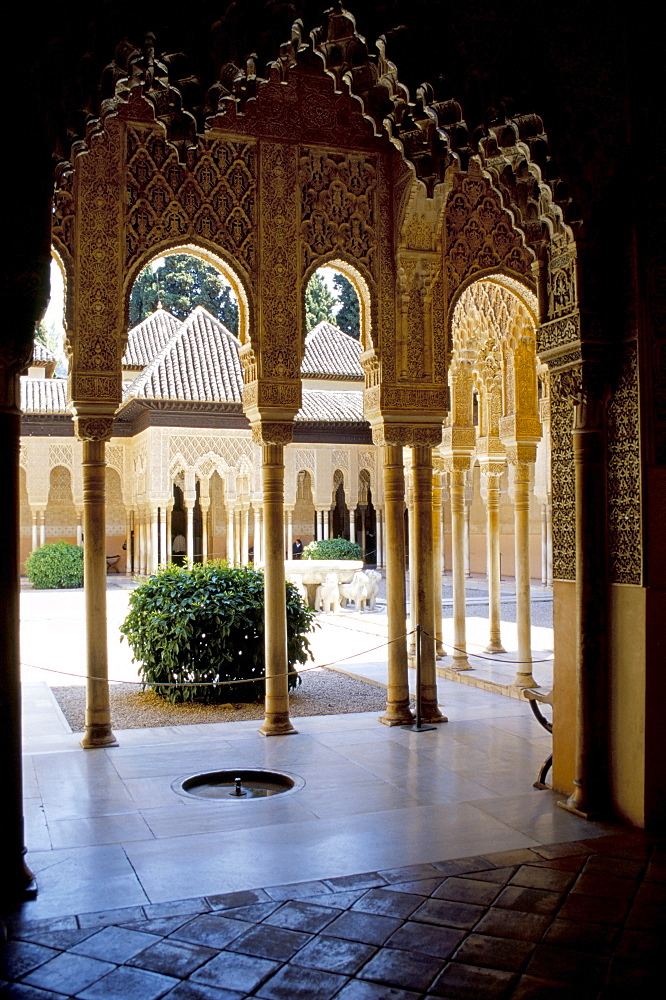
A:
[571,872,637,899]
[529,856,587,872]
[379,863,444,883]
[542,918,616,953]
[385,920,465,959]
[0,942,59,980]
[227,922,310,961]
[0,983,67,1000]
[334,981,422,1000]
[128,938,217,977]
[605,954,659,987]
[142,898,211,920]
[526,944,606,986]
[324,873,388,891]
[471,909,551,943]
[358,946,444,991]
[291,935,376,974]
[324,910,403,946]
[299,889,368,909]
[76,965,179,1000]
[206,888,271,910]
[582,856,646,879]
[214,902,281,923]
[70,925,159,964]
[411,897,485,929]
[254,962,348,999]
[21,952,116,995]
[452,933,534,972]
[190,951,280,993]
[493,885,563,915]
[509,866,575,892]
[351,888,424,919]
[169,913,247,949]
[432,858,496,877]
[429,961,516,998]
[511,975,598,999]
[431,877,501,906]
[263,900,340,933]
[557,893,629,925]
[457,867,517,885]
[481,849,542,867]
[162,982,245,1000]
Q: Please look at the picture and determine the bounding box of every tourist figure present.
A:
[292,537,303,560]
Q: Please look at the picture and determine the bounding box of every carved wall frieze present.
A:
[300,148,378,273]
[380,385,449,411]
[126,126,257,275]
[537,314,580,356]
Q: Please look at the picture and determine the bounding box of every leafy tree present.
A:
[120,561,315,704]
[333,272,360,339]
[129,254,239,333]
[305,271,336,330]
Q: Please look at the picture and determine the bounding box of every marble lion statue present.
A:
[315,572,341,613]
[339,570,370,612]
[364,569,382,610]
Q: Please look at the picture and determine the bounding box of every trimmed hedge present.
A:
[302,537,363,560]
[120,561,315,704]
[25,541,84,589]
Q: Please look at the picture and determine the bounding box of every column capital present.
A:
[74,415,114,443]
[252,421,294,446]
[504,443,538,467]
[372,423,442,448]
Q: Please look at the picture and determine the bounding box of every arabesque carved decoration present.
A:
[549,372,577,580]
[300,149,377,272]
[126,127,256,273]
[74,416,114,443]
[445,167,535,307]
[606,342,641,584]
[546,246,578,321]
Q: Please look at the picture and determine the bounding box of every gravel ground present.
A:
[52,666,388,732]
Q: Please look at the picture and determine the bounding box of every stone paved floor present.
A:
[2,830,663,999]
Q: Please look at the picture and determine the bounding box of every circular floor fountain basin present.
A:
[174,768,304,801]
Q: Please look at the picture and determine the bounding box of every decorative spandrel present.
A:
[126,127,257,274]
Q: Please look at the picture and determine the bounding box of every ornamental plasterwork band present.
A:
[371,424,443,448]
[251,423,294,446]
[74,416,115,442]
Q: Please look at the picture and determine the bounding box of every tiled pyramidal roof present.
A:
[301,321,363,379]
[298,389,364,421]
[126,307,244,402]
[21,377,68,413]
[122,308,184,367]
[32,341,57,365]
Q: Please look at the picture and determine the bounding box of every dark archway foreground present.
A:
[2,0,664,911]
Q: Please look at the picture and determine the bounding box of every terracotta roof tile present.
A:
[297,389,365,422]
[125,306,244,402]
[21,377,69,414]
[122,309,183,367]
[32,341,57,365]
[301,321,363,380]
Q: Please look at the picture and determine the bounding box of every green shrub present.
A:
[302,537,363,560]
[25,541,84,589]
[120,561,315,704]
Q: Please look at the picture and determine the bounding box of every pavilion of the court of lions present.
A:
[1,1,663,907]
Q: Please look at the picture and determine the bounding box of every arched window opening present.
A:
[129,252,239,333]
[304,265,362,340]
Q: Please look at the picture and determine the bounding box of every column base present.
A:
[436,642,446,659]
[453,656,473,671]
[258,713,298,737]
[379,701,414,726]
[81,725,118,749]
[514,672,537,688]
[556,781,606,821]
[484,640,506,654]
[420,701,448,724]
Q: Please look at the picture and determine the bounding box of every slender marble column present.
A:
[411,445,446,722]
[259,443,297,736]
[483,471,506,653]
[510,461,536,686]
[449,469,471,669]
[253,507,262,564]
[432,475,445,658]
[379,444,413,725]
[241,507,249,565]
[166,506,172,564]
[125,512,132,572]
[150,507,159,574]
[323,509,329,540]
[376,507,384,569]
[186,503,195,565]
[80,437,117,749]
[159,507,167,567]
[349,512,356,543]
[39,509,45,547]
[227,508,235,565]
[463,502,471,576]
[541,503,548,586]
[359,506,365,554]
[286,508,293,559]
[31,511,38,552]
[561,396,609,818]
[200,503,209,564]
[76,512,83,548]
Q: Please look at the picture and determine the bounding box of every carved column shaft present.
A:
[411,445,445,722]
[511,462,536,687]
[450,470,470,669]
[483,472,505,654]
[432,475,445,658]
[80,437,117,749]
[379,445,413,725]
[259,443,296,737]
